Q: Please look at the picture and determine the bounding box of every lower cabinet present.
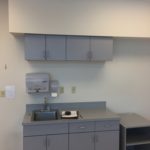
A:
[69,131,119,150]
[47,134,68,150]
[69,120,119,150]
[24,136,46,150]
[23,120,119,150]
[69,132,94,150]
[23,134,68,150]
[95,131,119,150]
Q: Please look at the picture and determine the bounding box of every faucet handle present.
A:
[44,97,50,110]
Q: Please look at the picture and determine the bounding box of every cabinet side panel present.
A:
[120,125,126,150]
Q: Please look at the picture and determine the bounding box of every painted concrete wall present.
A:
[1,0,150,150]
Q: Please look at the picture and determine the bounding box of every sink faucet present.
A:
[44,97,50,110]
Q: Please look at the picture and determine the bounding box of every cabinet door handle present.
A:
[45,50,50,59]
[79,126,85,129]
[87,51,90,60]
[47,137,50,148]
[43,137,47,148]
[95,134,98,143]
[92,135,95,143]
[43,51,46,59]
[90,51,93,60]
[87,51,92,60]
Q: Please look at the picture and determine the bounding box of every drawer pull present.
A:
[104,124,112,128]
[79,126,85,129]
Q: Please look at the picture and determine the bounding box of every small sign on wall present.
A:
[5,85,15,99]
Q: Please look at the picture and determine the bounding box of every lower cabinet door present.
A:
[95,131,119,150]
[23,136,46,150]
[69,132,94,150]
[47,134,68,150]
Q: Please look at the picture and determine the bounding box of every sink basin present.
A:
[33,110,58,121]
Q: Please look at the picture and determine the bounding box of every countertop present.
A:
[23,108,120,126]
[119,113,150,128]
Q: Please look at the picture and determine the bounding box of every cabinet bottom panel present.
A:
[127,144,150,150]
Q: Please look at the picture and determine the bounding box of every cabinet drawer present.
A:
[23,123,68,136]
[69,121,94,133]
[95,120,119,131]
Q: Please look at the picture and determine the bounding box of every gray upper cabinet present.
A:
[25,34,45,60]
[91,37,113,61]
[46,35,66,60]
[25,34,66,61]
[25,34,113,62]
[66,36,90,61]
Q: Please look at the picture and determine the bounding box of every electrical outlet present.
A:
[72,86,76,94]
[59,86,64,94]
[0,90,5,97]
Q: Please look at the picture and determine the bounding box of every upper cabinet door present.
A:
[91,37,113,61]
[25,34,45,60]
[66,36,90,61]
[46,35,66,60]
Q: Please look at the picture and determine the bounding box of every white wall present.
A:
[1,0,150,150]
[9,0,150,37]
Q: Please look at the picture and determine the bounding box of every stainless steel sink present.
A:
[33,110,58,121]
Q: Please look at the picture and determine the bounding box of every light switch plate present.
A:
[59,86,64,94]
[72,86,76,94]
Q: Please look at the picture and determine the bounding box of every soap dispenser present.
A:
[50,80,59,97]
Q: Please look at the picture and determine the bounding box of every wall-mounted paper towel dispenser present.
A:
[26,73,50,93]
